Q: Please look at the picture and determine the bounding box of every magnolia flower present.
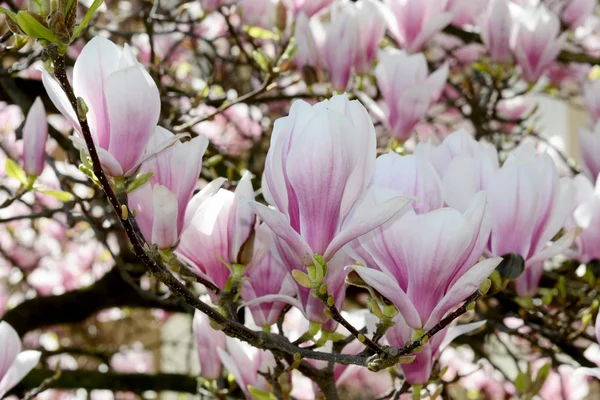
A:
[446,0,487,28]
[511,4,566,82]
[193,310,226,380]
[579,121,600,180]
[250,94,411,324]
[480,0,513,63]
[349,196,498,384]
[343,147,496,384]
[22,97,48,177]
[384,0,453,53]
[42,36,161,177]
[583,79,600,124]
[217,337,276,397]
[177,173,256,291]
[565,174,600,263]
[418,129,499,211]
[321,4,360,92]
[538,363,589,400]
[562,0,596,29]
[128,128,209,250]
[352,0,387,75]
[293,12,323,71]
[484,145,574,296]
[375,49,448,140]
[0,321,42,398]
[283,0,333,17]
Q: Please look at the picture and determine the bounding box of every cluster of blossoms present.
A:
[1,0,600,398]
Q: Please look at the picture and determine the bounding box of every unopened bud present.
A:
[326,296,334,307]
[357,334,366,343]
[318,284,328,295]
[479,278,492,295]
[77,97,88,121]
[323,309,333,319]
[120,205,128,220]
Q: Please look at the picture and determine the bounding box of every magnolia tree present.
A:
[1,0,600,399]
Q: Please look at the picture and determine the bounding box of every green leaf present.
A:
[0,6,18,22]
[5,158,28,186]
[531,363,551,394]
[244,26,279,40]
[72,0,104,39]
[126,172,153,193]
[252,49,271,72]
[248,386,277,400]
[39,189,73,202]
[514,371,530,394]
[16,11,61,43]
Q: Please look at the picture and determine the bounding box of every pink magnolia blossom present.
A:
[384,0,453,53]
[321,4,360,92]
[352,0,387,75]
[21,97,48,177]
[538,362,589,400]
[415,130,499,184]
[375,49,448,140]
[176,173,256,291]
[293,12,324,71]
[480,0,513,63]
[562,0,596,29]
[41,36,161,177]
[578,121,600,180]
[128,128,209,250]
[241,224,297,327]
[484,145,574,296]
[283,0,333,18]
[346,147,496,384]
[0,321,41,398]
[446,0,488,28]
[349,200,498,383]
[511,4,567,82]
[217,337,276,397]
[193,310,226,380]
[583,78,600,123]
[250,94,411,325]
[565,174,600,263]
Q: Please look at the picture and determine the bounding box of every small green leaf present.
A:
[0,6,18,22]
[16,11,61,43]
[72,0,104,39]
[531,363,551,394]
[515,371,530,394]
[248,386,277,400]
[244,26,279,40]
[282,42,298,60]
[39,189,73,202]
[5,158,29,185]
[126,172,153,193]
[252,49,271,72]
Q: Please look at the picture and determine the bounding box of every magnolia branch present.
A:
[41,44,488,400]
